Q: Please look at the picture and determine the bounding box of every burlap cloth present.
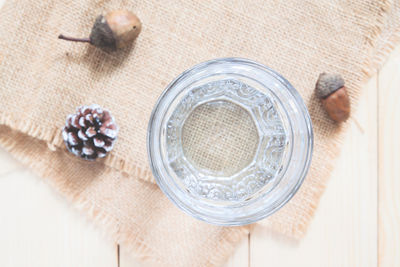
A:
[0,0,399,266]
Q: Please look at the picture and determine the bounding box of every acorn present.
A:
[315,73,350,123]
[58,10,141,51]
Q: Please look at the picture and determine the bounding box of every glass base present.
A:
[166,79,286,201]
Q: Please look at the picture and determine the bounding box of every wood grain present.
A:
[0,149,118,267]
[119,232,250,267]
[378,45,400,267]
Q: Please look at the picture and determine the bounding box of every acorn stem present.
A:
[58,34,91,43]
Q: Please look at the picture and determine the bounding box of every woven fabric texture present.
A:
[182,100,260,176]
[0,0,399,266]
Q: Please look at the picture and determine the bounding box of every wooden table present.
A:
[0,3,399,266]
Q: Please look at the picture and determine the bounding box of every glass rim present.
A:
[147,57,313,226]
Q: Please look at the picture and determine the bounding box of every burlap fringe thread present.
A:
[0,111,154,182]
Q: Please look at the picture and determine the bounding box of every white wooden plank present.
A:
[378,45,400,267]
[119,233,249,267]
[250,75,378,266]
[0,147,22,176]
[0,167,118,267]
[0,0,116,265]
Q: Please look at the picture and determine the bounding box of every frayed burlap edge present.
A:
[0,112,154,183]
[0,1,398,189]
[361,0,400,77]
[259,0,400,238]
[0,126,249,267]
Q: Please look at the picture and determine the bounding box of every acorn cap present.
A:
[315,73,345,99]
[89,15,116,50]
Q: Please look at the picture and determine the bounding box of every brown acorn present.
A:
[315,73,350,123]
[58,10,141,51]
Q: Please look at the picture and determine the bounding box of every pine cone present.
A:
[62,104,118,160]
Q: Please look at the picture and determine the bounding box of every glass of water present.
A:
[147,58,313,225]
